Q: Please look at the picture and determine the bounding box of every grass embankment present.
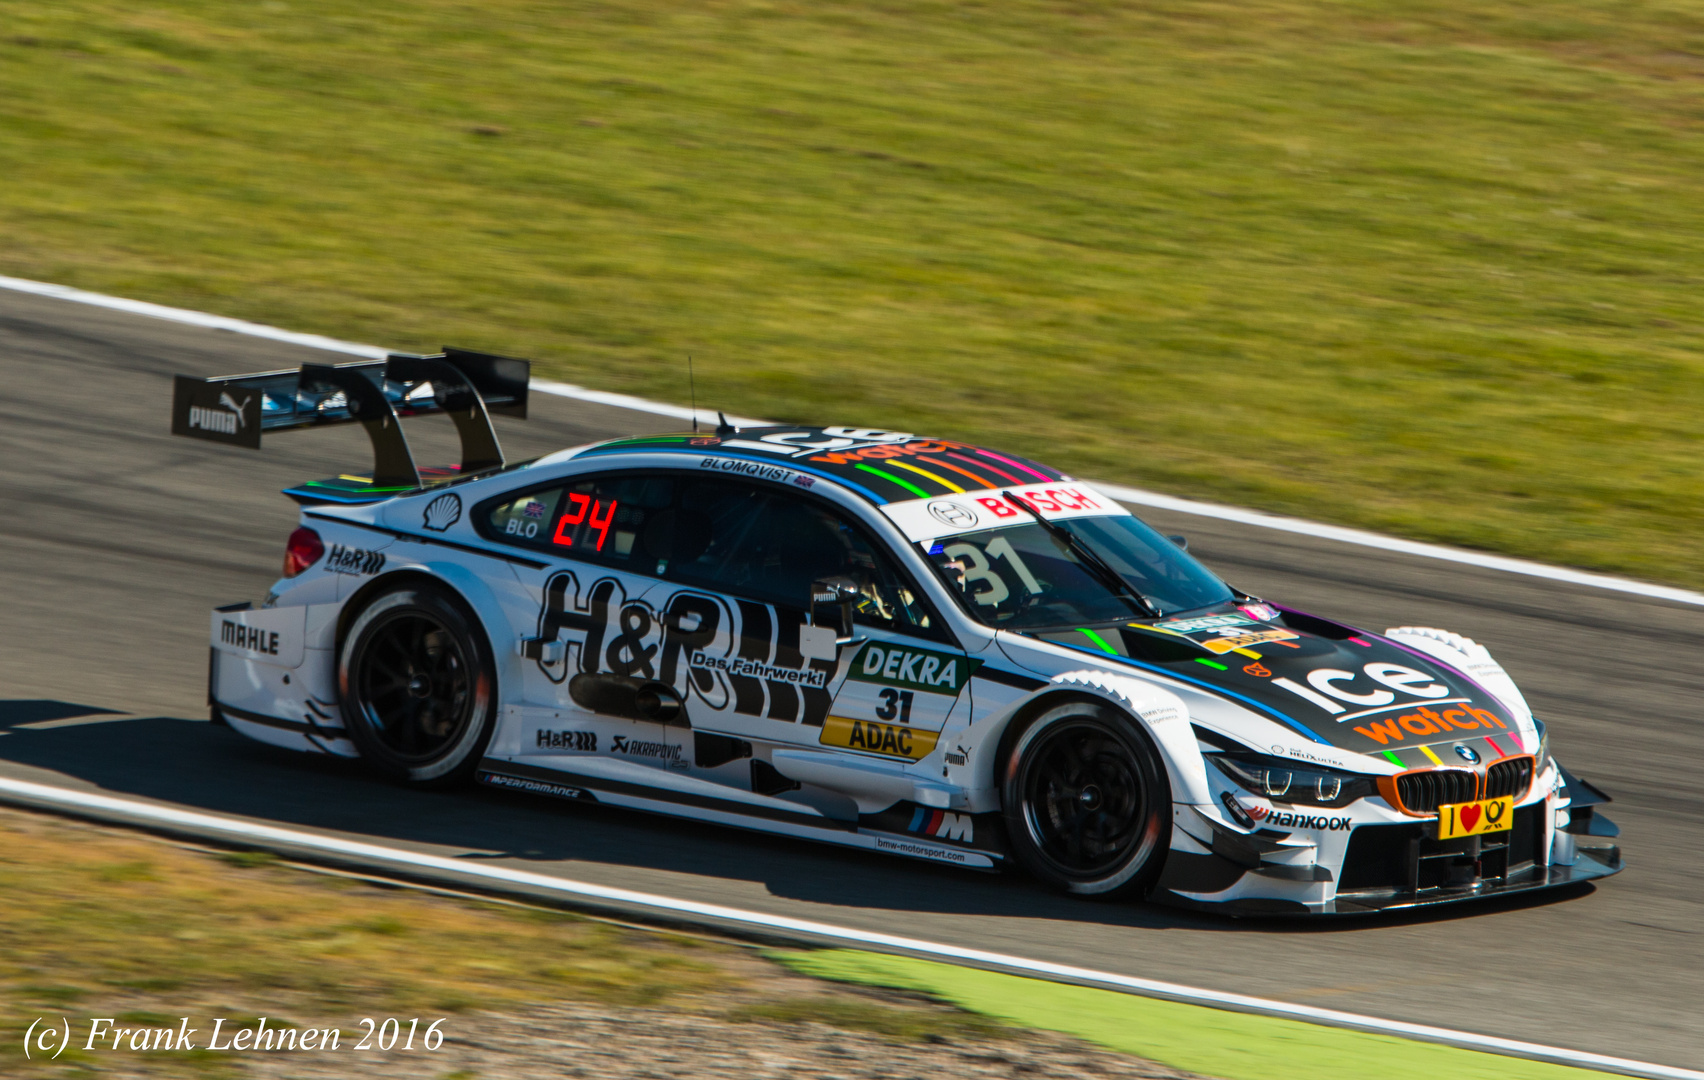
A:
[3,1,1704,584]
[0,807,1629,1079]
[0,808,1006,1078]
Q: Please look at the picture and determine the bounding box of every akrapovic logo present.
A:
[187,391,250,435]
[220,619,279,656]
[611,734,684,764]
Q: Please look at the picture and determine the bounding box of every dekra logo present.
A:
[848,642,978,694]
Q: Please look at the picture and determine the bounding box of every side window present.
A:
[482,473,675,570]
[664,479,943,638]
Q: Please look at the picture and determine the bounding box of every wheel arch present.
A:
[982,673,1211,810]
[335,561,521,712]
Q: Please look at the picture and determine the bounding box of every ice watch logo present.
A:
[846,641,980,695]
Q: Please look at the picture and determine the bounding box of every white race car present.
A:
[175,352,1621,915]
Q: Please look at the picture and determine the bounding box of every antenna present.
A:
[688,355,697,433]
[716,411,737,437]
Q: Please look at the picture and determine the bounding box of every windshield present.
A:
[921,514,1234,629]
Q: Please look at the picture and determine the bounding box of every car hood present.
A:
[1017,603,1532,766]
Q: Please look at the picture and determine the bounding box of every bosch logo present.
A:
[927,500,979,528]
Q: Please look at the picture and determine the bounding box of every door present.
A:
[655,474,971,770]
[479,470,691,775]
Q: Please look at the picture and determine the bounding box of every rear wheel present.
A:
[1001,701,1171,899]
[339,582,496,787]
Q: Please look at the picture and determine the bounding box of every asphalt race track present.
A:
[1,287,1700,1070]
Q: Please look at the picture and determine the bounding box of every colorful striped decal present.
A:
[573,432,1070,504]
[890,459,964,492]
[909,806,947,834]
[930,456,999,488]
[1418,744,1446,767]
[573,444,893,503]
[855,463,929,499]
[1381,750,1405,768]
[948,451,1024,486]
[975,448,1052,482]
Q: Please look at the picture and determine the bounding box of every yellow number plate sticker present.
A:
[1437,796,1515,840]
[820,716,939,761]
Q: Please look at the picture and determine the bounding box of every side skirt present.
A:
[476,760,1001,872]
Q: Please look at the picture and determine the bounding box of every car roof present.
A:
[570,426,1072,506]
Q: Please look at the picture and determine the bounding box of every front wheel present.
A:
[339,582,496,787]
[1001,701,1171,899]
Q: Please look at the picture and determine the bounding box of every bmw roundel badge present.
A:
[1454,744,1481,764]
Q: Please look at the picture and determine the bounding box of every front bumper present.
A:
[1158,795,1623,916]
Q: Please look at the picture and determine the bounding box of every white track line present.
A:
[0,776,1691,1080]
[0,274,387,359]
[1091,482,1704,608]
[6,273,1702,608]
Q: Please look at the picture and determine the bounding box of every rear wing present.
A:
[171,347,529,503]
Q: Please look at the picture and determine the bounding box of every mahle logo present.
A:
[847,641,980,695]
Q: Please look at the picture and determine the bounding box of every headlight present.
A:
[1209,753,1377,809]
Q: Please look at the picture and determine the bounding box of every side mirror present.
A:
[810,575,861,641]
[1167,534,1189,552]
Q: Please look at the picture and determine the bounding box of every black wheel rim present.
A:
[354,611,473,761]
[1021,720,1149,877]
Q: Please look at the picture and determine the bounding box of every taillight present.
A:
[283,526,325,577]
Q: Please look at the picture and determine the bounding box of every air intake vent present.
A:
[1396,769,1479,814]
[1485,756,1534,801]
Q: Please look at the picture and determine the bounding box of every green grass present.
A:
[3,1,1704,583]
[0,809,1078,1079]
[779,949,1629,1080]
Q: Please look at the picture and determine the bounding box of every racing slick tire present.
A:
[338,581,497,788]
[1000,700,1171,899]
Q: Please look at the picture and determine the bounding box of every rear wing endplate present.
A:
[170,348,529,493]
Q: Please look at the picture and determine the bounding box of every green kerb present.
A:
[775,950,1624,1080]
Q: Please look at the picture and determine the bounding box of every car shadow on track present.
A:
[0,708,1593,934]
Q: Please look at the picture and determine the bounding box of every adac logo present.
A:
[820,716,941,761]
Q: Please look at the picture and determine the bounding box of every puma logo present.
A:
[219,391,252,428]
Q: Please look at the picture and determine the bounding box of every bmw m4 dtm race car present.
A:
[172,351,1621,915]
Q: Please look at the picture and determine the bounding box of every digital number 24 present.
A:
[876,689,913,723]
